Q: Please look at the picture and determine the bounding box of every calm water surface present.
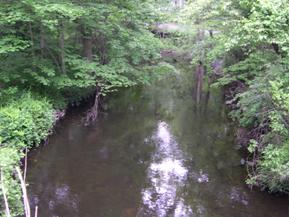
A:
[28,64,289,217]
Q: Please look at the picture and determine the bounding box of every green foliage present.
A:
[256,142,289,193]
[181,0,289,192]
[229,74,272,127]
[0,93,54,149]
[0,0,164,97]
[0,93,54,216]
[248,139,258,154]
[0,147,23,217]
[0,0,167,215]
[0,36,30,54]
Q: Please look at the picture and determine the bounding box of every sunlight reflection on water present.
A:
[141,121,193,217]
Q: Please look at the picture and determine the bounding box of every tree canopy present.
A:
[0,0,169,216]
[179,0,289,192]
[2,0,289,216]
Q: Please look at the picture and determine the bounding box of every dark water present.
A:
[27,64,289,217]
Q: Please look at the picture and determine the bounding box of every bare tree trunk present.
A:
[59,20,66,74]
[16,167,31,217]
[24,148,28,181]
[82,36,93,61]
[1,171,11,217]
[34,206,38,217]
[40,25,46,58]
[29,22,35,57]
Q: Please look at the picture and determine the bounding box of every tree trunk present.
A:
[81,28,101,124]
[16,167,31,217]
[195,62,204,104]
[1,171,11,217]
[82,36,93,61]
[272,43,280,55]
[40,25,46,58]
[81,24,94,61]
[59,20,66,74]
[209,30,214,38]
[29,22,35,57]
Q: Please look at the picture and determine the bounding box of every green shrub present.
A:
[257,142,289,193]
[0,147,23,217]
[0,93,54,216]
[0,93,54,149]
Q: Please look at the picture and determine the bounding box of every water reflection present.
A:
[229,187,249,206]
[141,121,193,217]
[31,183,79,217]
[27,66,289,217]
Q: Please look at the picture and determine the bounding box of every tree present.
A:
[0,0,168,215]
[185,0,289,192]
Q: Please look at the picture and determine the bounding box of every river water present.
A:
[27,64,289,217]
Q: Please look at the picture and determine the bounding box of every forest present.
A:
[1,0,289,216]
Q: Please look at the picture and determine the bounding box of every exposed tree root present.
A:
[224,80,272,185]
[83,89,101,126]
[224,80,246,109]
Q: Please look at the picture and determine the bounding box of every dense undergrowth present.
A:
[2,0,289,215]
[0,0,174,216]
[175,0,289,193]
[0,93,54,216]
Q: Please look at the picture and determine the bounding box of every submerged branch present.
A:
[83,89,101,126]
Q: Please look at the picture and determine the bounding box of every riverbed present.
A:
[27,64,289,217]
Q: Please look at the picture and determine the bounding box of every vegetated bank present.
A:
[176,0,289,194]
[0,1,174,216]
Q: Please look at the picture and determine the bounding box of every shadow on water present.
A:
[27,64,289,217]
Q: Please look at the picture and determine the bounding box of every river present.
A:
[27,63,289,217]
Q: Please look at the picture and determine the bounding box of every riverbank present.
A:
[0,88,117,216]
[26,61,289,217]
[223,78,289,194]
[0,61,176,216]
[0,1,168,215]
[0,93,55,216]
